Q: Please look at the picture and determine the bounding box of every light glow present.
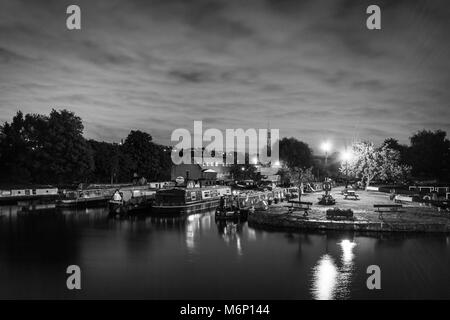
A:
[311,254,338,300]
[321,141,332,153]
[340,149,354,162]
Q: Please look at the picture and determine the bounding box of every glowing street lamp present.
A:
[340,149,353,163]
[320,141,332,177]
[340,149,353,188]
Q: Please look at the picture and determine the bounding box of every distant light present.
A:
[339,239,356,264]
[311,254,338,300]
[340,149,354,162]
[273,160,281,167]
[321,141,332,153]
[241,167,245,171]
[252,157,258,165]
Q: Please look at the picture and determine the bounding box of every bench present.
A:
[343,190,359,200]
[285,200,313,216]
[373,204,403,212]
[374,203,403,219]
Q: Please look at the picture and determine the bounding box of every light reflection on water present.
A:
[311,254,338,300]
[311,239,357,300]
[0,204,449,299]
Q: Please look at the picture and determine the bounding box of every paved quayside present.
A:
[249,187,450,233]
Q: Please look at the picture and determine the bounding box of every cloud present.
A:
[0,0,449,152]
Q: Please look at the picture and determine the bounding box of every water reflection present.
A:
[1,204,449,299]
[185,213,214,253]
[216,219,244,256]
[311,254,338,300]
[311,238,357,300]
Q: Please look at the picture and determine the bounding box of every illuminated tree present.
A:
[341,141,410,188]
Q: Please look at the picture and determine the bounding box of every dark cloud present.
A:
[0,47,32,63]
[168,69,212,84]
[0,0,449,151]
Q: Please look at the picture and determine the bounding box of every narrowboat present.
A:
[108,187,156,215]
[0,186,59,204]
[152,186,232,215]
[56,188,115,208]
[215,191,274,219]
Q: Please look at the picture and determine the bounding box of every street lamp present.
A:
[340,149,353,188]
[321,141,332,165]
[320,141,332,178]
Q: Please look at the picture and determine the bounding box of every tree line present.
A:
[1,109,449,187]
[277,133,450,188]
[0,110,172,186]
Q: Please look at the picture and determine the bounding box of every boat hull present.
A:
[108,199,153,215]
[152,199,221,215]
[56,197,109,208]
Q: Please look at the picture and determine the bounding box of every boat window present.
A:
[191,192,196,201]
[202,191,211,199]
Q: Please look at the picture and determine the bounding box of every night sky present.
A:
[0,0,449,152]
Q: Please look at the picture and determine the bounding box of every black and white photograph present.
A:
[0,0,449,305]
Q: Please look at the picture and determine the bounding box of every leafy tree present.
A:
[407,130,450,181]
[121,130,171,181]
[0,110,94,184]
[341,141,410,188]
[381,138,408,164]
[377,144,411,183]
[0,110,173,186]
[88,140,120,183]
[44,109,94,184]
[278,164,314,187]
[279,137,313,169]
[0,111,31,183]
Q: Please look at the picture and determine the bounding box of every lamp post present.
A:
[341,149,353,188]
[320,141,332,178]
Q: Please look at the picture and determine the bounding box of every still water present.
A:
[0,205,449,299]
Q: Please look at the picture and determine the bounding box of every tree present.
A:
[381,138,408,164]
[0,110,173,186]
[121,130,172,181]
[44,109,94,184]
[278,164,314,187]
[377,144,411,184]
[279,137,313,169]
[341,141,410,188]
[0,111,32,183]
[0,109,94,184]
[88,140,120,183]
[407,130,450,181]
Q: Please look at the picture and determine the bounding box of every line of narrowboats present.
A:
[0,183,298,218]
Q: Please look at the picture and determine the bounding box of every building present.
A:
[171,164,217,187]
[200,163,233,183]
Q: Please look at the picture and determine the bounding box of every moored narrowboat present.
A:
[108,187,156,215]
[56,188,114,208]
[0,186,59,204]
[152,186,232,215]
